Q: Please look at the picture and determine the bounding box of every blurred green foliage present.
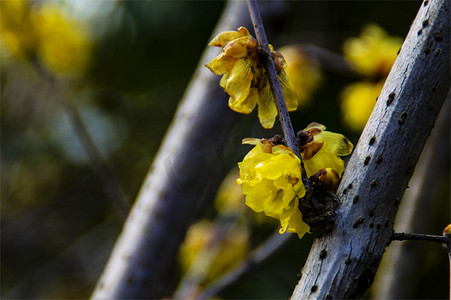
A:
[1,1,448,299]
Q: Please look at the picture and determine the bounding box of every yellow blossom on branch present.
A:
[236,138,309,238]
[298,122,353,179]
[206,27,298,129]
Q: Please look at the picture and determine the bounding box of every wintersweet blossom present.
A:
[237,138,309,238]
[298,123,353,179]
[206,27,298,129]
[341,24,402,131]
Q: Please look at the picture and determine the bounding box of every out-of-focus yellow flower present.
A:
[30,4,91,74]
[298,123,353,178]
[206,27,298,129]
[237,138,309,238]
[341,81,384,131]
[341,24,401,131]
[279,46,323,108]
[178,220,249,283]
[343,24,402,78]
[0,0,36,57]
[214,168,245,216]
[0,0,91,75]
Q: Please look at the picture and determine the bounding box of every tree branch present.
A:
[246,0,310,189]
[372,97,450,298]
[291,0,450,298]
[391,233,450,246]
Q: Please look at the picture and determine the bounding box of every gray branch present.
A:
[372,97,450,298]
[291,0,450,298]
[90,1,288,299]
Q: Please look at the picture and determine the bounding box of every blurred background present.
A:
[1,0,449,299]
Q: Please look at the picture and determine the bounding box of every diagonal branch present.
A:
[246,0,310,189]
[292,0,450,298]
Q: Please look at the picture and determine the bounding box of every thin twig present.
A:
[246,0,310,190]
[31,57,130,220]
[195,230,293,300]
[391,232,451,247]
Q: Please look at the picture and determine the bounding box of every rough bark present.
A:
[90,1,287,299]
[291,0,450,298]
[372,97,450,298]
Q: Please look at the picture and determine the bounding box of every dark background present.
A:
[2,1,448,298]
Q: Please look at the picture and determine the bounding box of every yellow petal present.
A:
[257,83,278,129]
[208,26,250,47]
[243,178,278,213]
[278,198,309,239]
[206,52,236,75]
[304,122,326,131]
[314,130,354,157]
[219,73,229,89]
[224,37,252,59]
[304,150,345,177]
[229,87,258,114]
[278,70,298,111]
[225,59,253,110]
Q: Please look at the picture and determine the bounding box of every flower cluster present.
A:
[341,24,402,131]
[206,27,298,129]
[236,138,309,238]
[1,0,91,75]
[237,124,353,238]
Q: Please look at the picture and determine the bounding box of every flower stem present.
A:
[246,0,310,189]
[391,232,451,247]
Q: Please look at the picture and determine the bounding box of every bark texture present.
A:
[90,1,287,299]
[372,97,450,298]
[292,0,450,298]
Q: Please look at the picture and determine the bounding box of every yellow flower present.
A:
[178,220,249,283]
[0,0,36,57]
[237,138,309,238]
[298,123,353,178]
[341,24,402,131]
[214,168,245,216]
[341,81,384,131]
[206,27,298,129]
[279,45,323,108]
[0,0,91,75]
[30,3,91,74]
[343,24,402,78]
